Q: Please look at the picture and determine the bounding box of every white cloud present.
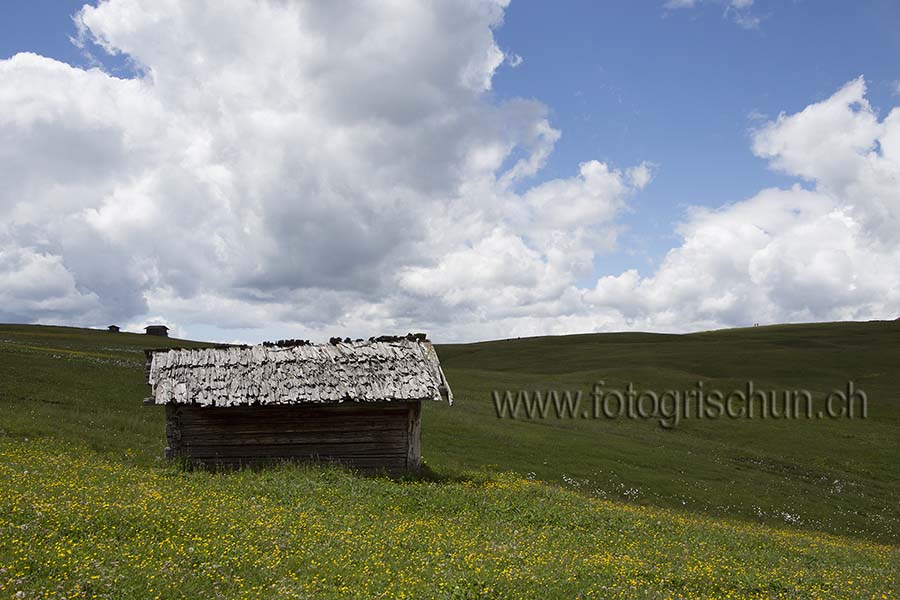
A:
[505,52,524,68]
[664,0,699,7]
[2,2,897,342]
[0,0,646,341]
[397,160,648,320]
[664,0,760,29]
[587,78,900,331]
[0,247,101,323]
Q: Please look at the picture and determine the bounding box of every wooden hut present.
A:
[145,325,169,337]
[143,338,452,471]
[107,325,120,333]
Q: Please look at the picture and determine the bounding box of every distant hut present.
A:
[143,336,452,472]
[145,325,169,337]
[107,325,120,333]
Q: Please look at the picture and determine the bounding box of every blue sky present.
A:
[491,0,900,275]
[2,1,109,68]
[1,1,898,341]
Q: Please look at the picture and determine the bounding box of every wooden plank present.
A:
[165,401,418,471]
[164,404,182,459]
[177,409,408,420]
[179,421,407,435]
[180,430,408,447]
[177,415,409,431]
[178,442,408,458]
[186,457,409,473]
[406,400,422,471]
[174,402,414,419]
[175,449,408,464]
[177,415,409,437]
[180,433,407,448]
[174,409,411,430]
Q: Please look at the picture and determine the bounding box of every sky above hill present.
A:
[1,0,899,342]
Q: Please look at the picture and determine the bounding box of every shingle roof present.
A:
[147,340,453,406]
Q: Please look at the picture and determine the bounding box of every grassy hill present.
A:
[1,322,898,598]
[428,321,900,545]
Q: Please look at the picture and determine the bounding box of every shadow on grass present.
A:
[166,454,487,486]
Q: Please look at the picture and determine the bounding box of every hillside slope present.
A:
[1,323,898,598]
[429,321,900,544]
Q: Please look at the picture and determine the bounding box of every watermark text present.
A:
[492,381,867,428]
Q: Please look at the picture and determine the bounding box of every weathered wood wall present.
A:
[165,401,422,472]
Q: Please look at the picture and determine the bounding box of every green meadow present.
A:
[1,322,898,598]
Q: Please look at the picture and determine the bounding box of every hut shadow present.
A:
[378,462,483,486]
[167,455,482,487]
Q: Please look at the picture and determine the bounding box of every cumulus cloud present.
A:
[0,247,101,323]
[0,0,648,340]
[588,78,900,331]
[3,2,897,342]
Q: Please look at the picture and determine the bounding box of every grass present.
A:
[427,321,900,545]
[1,322,899,598]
